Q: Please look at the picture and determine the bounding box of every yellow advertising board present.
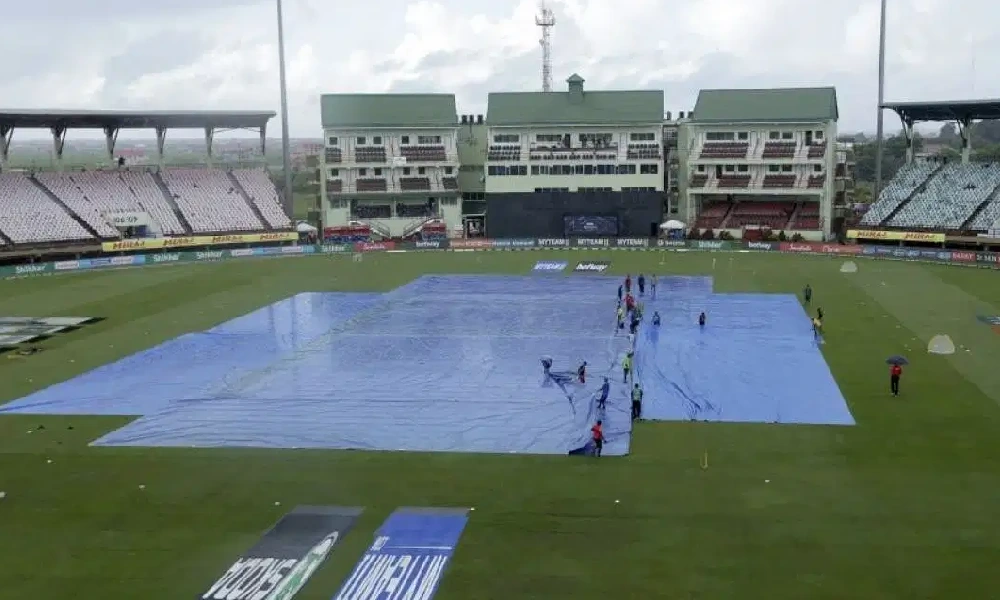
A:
[846,229,945,243]
[101,232,297,252]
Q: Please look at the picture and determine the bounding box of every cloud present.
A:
[4,0,1000,138]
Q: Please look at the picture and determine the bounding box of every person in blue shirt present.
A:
[637,273,646,296]
[652,311,661,326]
[597,377,610,410]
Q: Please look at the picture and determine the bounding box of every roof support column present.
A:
[103,126,120,163]
[900,118,915,163]
[204,126,215,167]
[155,126,168,169]
[259,124,267,156]
[0,124,12,168]
[50,125,67,171]
[957,118,971,163]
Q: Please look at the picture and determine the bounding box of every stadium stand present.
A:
[34,172,122,238]
[231,168,292,229]
[888,163,1000,230]
[728,201,794,229]
[791,202,821,229]
[860,161,939,226]
[160,168,264,233]
[694,201,730,228]
[699,142,748,159]
[0,172,94,243]
[119,170,187,235]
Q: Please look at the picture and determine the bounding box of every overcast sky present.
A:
[3,0,998,139]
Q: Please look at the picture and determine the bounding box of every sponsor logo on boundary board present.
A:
[7,238,1000,280]
[846,229,946,243]
[200,506,360,600]
[102,232,297,252]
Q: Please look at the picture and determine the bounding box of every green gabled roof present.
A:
[321,93,457,128]
[692,87,838,123]
[487,75,663,126]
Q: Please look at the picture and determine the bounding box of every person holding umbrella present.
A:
[886,355,907,396]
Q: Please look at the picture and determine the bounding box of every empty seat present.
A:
[861,161,937,226]
[400,177,431,191]
[699,142,748,159]
[160,168,263,233]
[356,178,388,193]
[762,174,796,188]
[890,162,1000,230]
[695,201,731,228]
[399,146,446,162]
[762,142,796,158]
[354,147,386,163]
[627,143,661,159]
[232,168,292,229]
[487,145,521,161]
[0,172,93,244]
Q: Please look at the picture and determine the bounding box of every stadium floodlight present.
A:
[276,0,294,218]
[874,0,888,203]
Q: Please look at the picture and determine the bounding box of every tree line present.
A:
[848,120,1000,188]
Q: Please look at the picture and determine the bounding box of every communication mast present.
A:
[535,2,555,92]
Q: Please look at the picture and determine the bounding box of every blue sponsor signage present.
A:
[332,509,469,600]
[533,261,568,272]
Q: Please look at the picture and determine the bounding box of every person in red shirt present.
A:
[625,293,635,312]
[624,275,632,293]
[890,364,902,396]
[591,420,604,457]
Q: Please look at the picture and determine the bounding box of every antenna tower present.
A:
[535,2,555,92]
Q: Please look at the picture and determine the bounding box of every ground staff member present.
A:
[890,363,902,396]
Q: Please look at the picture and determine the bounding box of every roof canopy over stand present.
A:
[0,109,276,167]
[882,100,1000,164]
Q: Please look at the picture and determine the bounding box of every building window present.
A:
[329,168,339,177]
[445,166,453,175]
[814,164,823,172]
[768,131,780,140]
[531,165,540,175]
[579,133,613,146]
[418,167,426,175]
[781,132,793,140]
[705,132,735,141]
[356,136,366,144]
[401,135,410,145]
[417,135,441,144]
[403,167,411,175]
[327,137,338,146]
[737,165,748,172]
[630,132,655,141]
[536,134,566,143]
[373,136,383,145]
[737,132,748,140]
[697,165,705,172]
[359,168,367,176]
[815,130,824,139]
[724,165,735,172]
[781,165,793,172]
[640,164,658,175]
[374,168,382,176]
[493,134,519,143]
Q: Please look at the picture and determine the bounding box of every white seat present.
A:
[160,168,264,233]
[232,168,291,229]
[0,172,93,244]
[861,161,937,226]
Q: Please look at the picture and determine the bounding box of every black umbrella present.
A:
[886,355,908,366]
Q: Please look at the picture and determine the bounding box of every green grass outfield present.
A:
[1,250,999,599]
